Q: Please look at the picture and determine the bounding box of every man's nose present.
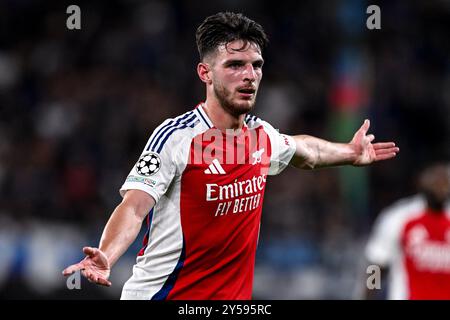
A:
[243,64,256,82]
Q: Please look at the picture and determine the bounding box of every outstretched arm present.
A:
[290,119,399,169]
[62,189,155,286]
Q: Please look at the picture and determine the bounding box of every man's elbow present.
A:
[292,137,318,170]
[290,154,316,170]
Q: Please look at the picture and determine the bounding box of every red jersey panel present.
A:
[401,211,450,300]
[169,126,271,299]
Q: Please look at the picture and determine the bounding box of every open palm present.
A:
[62,247,112,287]
[351,119,399,166]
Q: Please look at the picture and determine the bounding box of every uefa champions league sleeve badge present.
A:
[136,152,161,176]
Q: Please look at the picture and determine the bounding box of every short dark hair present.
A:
[196,12,269,61]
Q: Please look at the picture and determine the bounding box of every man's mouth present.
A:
[237,87,256,94]
[237,87,256,98]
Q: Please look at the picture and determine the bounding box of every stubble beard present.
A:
[213,82,256,118]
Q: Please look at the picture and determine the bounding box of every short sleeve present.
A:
[120,120,179,203]
[260,120,296,176]
[365,196,426,267]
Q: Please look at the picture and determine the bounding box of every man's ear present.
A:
[197,62,212,84]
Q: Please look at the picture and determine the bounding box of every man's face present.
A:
[421,164,450,208]
[207,40,264,116]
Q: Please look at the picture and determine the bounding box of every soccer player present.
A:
[62,12,399,300]
[365,162,450,299]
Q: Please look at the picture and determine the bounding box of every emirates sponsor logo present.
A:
[206,175,267,217]
[206,175,267,201]
[406,226,450,272]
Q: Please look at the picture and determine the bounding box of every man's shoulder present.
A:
[245,114,291,145]
[159,108,199,128]
[383,194,425,214]
[245,114,276,131]
[376,194,426,226]
[145,108,204,153]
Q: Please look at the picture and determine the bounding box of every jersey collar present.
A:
[196,103,214,129]
[196,102,249,130]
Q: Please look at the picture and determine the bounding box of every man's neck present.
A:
[426,204,445,214]
[203,98,245,131]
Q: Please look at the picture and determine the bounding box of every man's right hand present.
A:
[62,246,112,287]
[61,190,155,288]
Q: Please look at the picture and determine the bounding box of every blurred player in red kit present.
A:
[63,12,399,300]
[365,162,450,299]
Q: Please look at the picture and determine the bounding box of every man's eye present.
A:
[253,62,264,69]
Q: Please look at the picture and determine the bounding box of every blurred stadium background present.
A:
[0,0,449,299]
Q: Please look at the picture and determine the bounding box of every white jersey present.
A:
[365,195,450,299]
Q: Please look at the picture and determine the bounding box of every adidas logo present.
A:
[204,159,226,175]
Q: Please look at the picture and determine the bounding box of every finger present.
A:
[81,269,97,282]
[84,271,96,283]
[81,269,97,283]
[83,247,97,257]
[358,119,370,135]
[367,134,375,142]
[85,271,111,287]
[375,147,400,155]
[97,277,112,287]
[81,269,89,279]
[375,153,397,161]
[62,263,83,276]
[373,142,396,150]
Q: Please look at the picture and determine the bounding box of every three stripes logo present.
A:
[204,159,226,175]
